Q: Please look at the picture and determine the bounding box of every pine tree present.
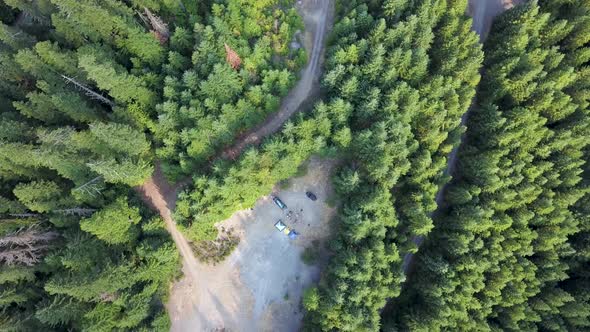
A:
[0,2,185,331]
[388,1,590,330]
[77,45,155,107]
[304,1,482,329]
[80,197,141,245]
[49,0,163,65]
[13,181,69,213]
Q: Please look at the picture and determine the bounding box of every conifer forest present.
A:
[0,0,589,331]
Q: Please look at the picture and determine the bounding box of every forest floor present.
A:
[401,0,524,273]
[166,156,338,331]
[137,0,334,330]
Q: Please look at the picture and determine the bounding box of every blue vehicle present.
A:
[271,195,287,210]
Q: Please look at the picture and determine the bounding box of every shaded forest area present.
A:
[385,0,590,330]
[195,0,588,331]
[0,0,303,330]
[293,0,590,331]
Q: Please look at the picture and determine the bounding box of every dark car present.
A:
[306,191,317,201]
[272,195,287,209]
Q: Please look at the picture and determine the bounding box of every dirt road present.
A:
[136,166,201,279]
[137,0,334,330]
[470,0,521,41]
[222,0,331,160]
[401,0,522,274]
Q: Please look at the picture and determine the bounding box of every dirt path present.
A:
[136,0,334,330]
[470,0,521,41]
[136,166,200,279]
[222,0,332,160]
[401,0,522,274]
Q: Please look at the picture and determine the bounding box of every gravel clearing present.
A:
[167,157,338,331]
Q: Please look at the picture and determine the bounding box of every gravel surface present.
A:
[166,157,337,332]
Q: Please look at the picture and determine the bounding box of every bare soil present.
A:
[135,166,201,280]
[166,157,338,332]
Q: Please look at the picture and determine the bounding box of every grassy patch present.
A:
[295,162,309,178]
[325,194,338,208]
[192,227,240,265]
[301,241,320,265]
[278,179,291,190]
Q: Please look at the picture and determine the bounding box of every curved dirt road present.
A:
[137,0,334,330]
[401,0,522,274]
[222,0,331,160]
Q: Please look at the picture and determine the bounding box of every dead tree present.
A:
[144,8,169,44]
[225,43,242,70]
[72,176,104,198]
[0,228,58,248]
[177,0,187,13]
[0,225,58,266]
[53,208,96,216]
[19,10,51,26]
[7,213,39,218]
[9,208,94,217]
[99,292,118,302]
[0,247,49,265]
[61,75,115,108]
[36,127,72,146]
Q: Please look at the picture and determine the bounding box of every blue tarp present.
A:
[288,230,299,239]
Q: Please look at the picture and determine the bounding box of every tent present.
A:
[274,220,299,239]
[275,219,286,232]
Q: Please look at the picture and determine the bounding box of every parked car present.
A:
[272,195,287,209]
[305,191,317,201]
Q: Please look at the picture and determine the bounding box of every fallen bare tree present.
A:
[0,224,59,266]
[144,8,169,44]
